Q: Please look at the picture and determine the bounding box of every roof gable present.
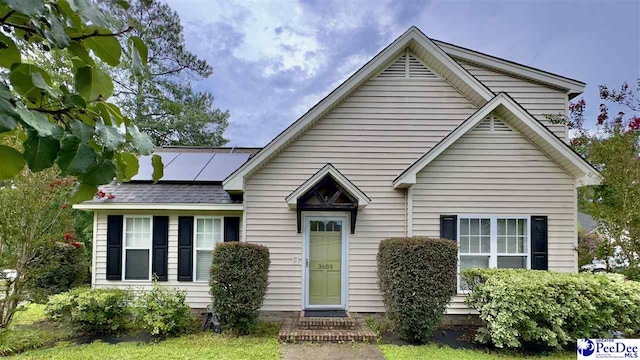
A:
[285,164,370,209]
[223,26,494,192]
[393,93,601,189]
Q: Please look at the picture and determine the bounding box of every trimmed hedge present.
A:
[210,242,270,335]
[462,269,640,349]
[45,288,132,335]
[377,237,458,343]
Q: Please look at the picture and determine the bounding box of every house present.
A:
[75,27,600,319]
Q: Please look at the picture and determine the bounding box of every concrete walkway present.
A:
[282,343,385,360]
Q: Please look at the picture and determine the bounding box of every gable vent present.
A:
[377,55,407,78]
[377,51,437,79]
[473,115,512,133]
[408,55,436,78]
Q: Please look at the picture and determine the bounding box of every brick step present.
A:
[279,315,377,343]
[278,328,377,343]
[296,316,359,330]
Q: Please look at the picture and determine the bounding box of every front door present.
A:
[305,217,346,309]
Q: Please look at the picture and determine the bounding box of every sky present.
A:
[164,0,640,147]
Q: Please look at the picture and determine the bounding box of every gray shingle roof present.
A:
[93,183,241,204]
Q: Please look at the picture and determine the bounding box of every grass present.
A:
[380,344,575,360]
[0,304,72,356]
[9,321,281,359]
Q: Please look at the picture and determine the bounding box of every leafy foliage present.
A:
[24,242,89,303]
[549,81,640,273]
[377,237,458,344]
[0,0,162,199]
[462,269,640,349]
[209,242,270,335]
[133,280,194,337]
[99,0,229,147]
[577,227,607,268]
[0,163,76,328]
[45,287,132,335]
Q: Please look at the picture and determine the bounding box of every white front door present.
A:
[303,216,348,310]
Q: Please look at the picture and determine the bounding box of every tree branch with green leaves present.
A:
[0,0,164,202]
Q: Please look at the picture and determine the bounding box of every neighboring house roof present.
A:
[132,147,260,182]
[578,212,597,233]
[285,164,371,209]
[223,26,498,192]
[393,93,602,188]
[73,183,243,211]
[433,39,586,97]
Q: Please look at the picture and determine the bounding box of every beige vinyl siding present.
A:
[93,210,242,309]
[245,75,478,312]
[459,61,569,140]
[411,124,577,314]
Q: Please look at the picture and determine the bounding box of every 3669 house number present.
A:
[317,264,334,269]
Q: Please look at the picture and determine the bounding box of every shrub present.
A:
[133,281,194,337]
[462,269,640,349]
[210,242,270,335]
[377,237,458,344]
[25,242,90,303]
[45,288,132,335]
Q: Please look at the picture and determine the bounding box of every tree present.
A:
[100,0,229,147]
[0,0,163,202]
[0,162,76,328]
[550,81,640,275]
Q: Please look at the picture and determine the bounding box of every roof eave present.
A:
[73,203,244,211]
[434,40,586,96]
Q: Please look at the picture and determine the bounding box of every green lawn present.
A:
[1,304,71,356]
[380,344,575,360]
[9,322,281,360]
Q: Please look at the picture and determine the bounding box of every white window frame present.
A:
[457,215,531,293]
[193,216,224,283]
[122,215,153,281]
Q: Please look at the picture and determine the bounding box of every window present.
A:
[123,216,152,280]
[458,216,529,291]
[194,217,222,282]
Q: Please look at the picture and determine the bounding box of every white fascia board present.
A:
[393,93,601,188]
[73,203,244,211]
[285,164,370,209]
[223,26,495,192]
[435,40,586,95]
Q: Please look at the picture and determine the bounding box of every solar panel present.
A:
[131,152,180,181]
[162,153,214,181]
[129,150,250,182]
[195,153,251,181]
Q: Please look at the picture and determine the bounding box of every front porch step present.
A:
[297,311,358,330]
[278,313,377,343]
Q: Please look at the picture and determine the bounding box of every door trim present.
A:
[302,213,349,310]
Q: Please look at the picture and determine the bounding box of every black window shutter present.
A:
[152,216,169,281]
[440,215,457,241]
[224,217,240,242]
[531,216,548,270]
[106,215,123,280]
[177,216,194,281]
